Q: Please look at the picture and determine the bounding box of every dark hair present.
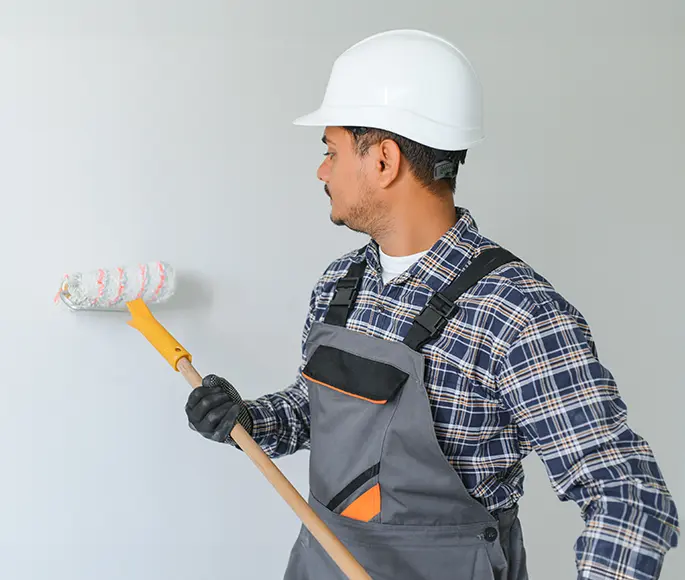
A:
[343,126,467,194]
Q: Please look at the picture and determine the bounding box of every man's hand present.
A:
[185,374,253,444]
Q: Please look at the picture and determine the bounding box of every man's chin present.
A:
[330,208,345,227]
[330,213,345,227]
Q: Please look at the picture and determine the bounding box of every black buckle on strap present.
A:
[415,292,458,336]
[330,277,360,306]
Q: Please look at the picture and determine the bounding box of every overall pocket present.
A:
[302,344,409,404]
[302,345,409,517]
[325,462,381,522]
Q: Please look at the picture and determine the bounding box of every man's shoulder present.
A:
[482,250,559,308]
[463,239,585,334]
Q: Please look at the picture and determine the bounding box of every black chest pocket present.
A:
[302,345,409,404]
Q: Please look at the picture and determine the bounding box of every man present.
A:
[185,30,679,579]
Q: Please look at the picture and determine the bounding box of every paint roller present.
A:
[56,261,371,580]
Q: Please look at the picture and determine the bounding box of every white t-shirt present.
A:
[379,247,428,284]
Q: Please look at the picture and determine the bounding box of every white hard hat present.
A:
[293,29,484,151]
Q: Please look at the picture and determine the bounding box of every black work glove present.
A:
[185,374,253,444]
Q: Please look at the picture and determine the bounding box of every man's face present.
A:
[317,126,386,234]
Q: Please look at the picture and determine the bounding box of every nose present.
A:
[317,158,330,183]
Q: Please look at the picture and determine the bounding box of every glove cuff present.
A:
[235,404,254,437]
[215,378,253,437]
[201,374,254,445]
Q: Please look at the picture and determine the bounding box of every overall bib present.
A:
[284,248,529,580]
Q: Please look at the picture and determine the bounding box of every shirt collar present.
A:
[360,207,483,294]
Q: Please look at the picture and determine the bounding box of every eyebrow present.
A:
[322,134,336,146]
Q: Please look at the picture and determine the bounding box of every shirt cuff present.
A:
[241,400,275,446]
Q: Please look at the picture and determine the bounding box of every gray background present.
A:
[0,1,682,578]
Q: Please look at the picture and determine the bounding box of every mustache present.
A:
[324,185,331,197]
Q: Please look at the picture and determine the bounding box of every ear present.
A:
[376,138,402,188]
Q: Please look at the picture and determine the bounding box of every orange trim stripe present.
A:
[341,484,381,522]
[301,373,387,404]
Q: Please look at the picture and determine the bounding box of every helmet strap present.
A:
[433,150,467,181]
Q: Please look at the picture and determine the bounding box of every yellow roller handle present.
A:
[124,298,371,580]
[126,298,192,370]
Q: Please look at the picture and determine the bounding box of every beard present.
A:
[329,183,389,238]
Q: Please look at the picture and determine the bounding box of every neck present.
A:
[375,195,457,257]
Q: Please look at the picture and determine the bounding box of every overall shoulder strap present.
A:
[323,252,367,327]
[403,247,519,351]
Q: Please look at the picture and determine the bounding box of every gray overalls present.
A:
[284,248,529,580]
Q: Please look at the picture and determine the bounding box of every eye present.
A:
[323,152,336,159]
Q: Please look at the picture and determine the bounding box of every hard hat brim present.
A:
[293,105,483,151]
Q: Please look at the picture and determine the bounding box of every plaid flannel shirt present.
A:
[245,207,679,579]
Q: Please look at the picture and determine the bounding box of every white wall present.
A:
[0,1,683,578]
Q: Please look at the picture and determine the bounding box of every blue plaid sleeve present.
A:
[241,287,316,458]
[497,299,679,580]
